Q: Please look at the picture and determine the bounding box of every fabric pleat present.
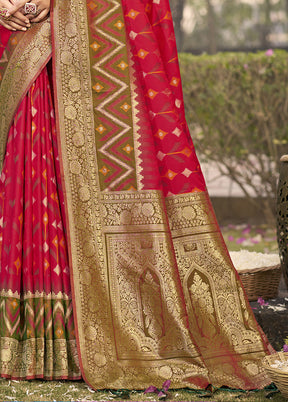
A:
[0,66,80,379]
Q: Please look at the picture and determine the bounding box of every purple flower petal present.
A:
[144,386,158,394]
[228,236,234,242]
[283,344,288,352]
[236,237,246,244]
[257,297,268,306]
[162,380,171,391]
[242,226,251,235]
[158,391,167,399]
[265,49,274,56]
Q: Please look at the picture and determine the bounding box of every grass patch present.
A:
[222,224,278,253]
[0,379,286,401]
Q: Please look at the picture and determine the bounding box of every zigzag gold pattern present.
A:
[88,0,137,191]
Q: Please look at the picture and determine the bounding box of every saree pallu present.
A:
[0,0,273,390]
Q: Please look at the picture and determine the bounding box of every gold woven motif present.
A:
[166,192,270,386]
[0,293,80,379]
[0,337,80,379]
[0,20,51,171]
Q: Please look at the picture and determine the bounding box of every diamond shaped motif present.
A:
[129,31,138,40]
[182,168,192,178]
[43,212,48,224]
[99,166,110,176]
[123,144,133,154]
[114,20,124,30]
[155,130,168,140]
[165,170,177,180]
[147,89,157,99]
[87,1,97,9]
[90,42,101,51]
[14,257,21,273]
[31,106,37,117]
[96,124,106,134]
[120,102,131,112]
[181,147,193,158]
[93,83,104,93]
[137,49,149,59]
[54,264,61,276]
[157,151,166,161]
[118,61,128,70]
[170,77,180,87]
[173,128,181,137]
[52,236,59,248]
[127,9,140,19]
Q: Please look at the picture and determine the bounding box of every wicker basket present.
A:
[263,352,288,398]
[238,264,281,301]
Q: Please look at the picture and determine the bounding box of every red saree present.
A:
[0,0,273,390]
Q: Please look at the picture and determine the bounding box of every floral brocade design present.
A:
[190,273,215,315]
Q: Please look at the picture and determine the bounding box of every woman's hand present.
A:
[22,0,50,24]
[0,0,30,31]
[0,0,51,31]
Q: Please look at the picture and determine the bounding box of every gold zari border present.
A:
[0,338,80,379]
[0,20,52,171]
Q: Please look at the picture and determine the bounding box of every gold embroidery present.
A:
[166,192,270,386]
[0,289,72,300]
[0,20,51,171]
[0,293,79,378]
[0,338,80,379]
[105,230,198,360]
[128,46,144,189]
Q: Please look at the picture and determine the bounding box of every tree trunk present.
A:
[260,0,271,48]
[206,0,217,54]
[170,0,185,51]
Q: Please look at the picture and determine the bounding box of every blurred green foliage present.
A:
[179,50,288,222]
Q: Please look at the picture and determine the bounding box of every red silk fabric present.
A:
[0,67,71,296]
[0,27,11,59]
[122,0,206,195]
[0,67,78,379]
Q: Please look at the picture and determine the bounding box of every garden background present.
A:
[2,1,288,401]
